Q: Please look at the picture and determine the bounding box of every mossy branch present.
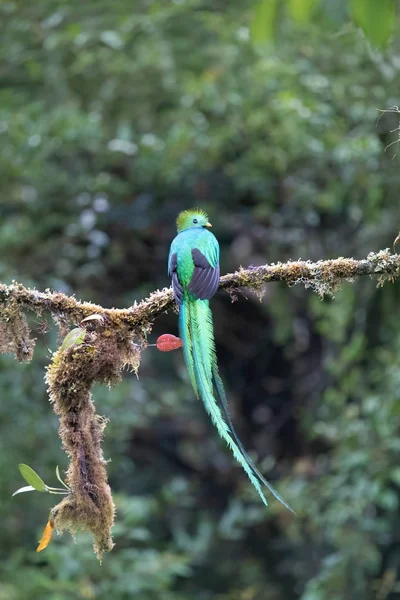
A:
[44,327,131,559]
[1,249,399,336]
[3,247,400,557]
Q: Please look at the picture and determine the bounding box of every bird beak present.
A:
[205,222,212,228]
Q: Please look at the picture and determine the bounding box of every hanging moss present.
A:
[44,325,142,559]
[0,301,35,362]
[1,249,400,557]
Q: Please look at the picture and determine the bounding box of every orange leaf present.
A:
[156,334,183,352]
[36,519,54,553]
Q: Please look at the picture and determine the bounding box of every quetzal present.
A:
[168,208,293,512]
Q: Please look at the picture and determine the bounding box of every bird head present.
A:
[176,209,212,232]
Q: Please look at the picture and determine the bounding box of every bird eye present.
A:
[193,218,198,224]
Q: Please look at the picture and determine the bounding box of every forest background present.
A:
[2,1,400,598]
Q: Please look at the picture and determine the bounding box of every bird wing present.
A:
[187,248,220,300]
[169,251,184,305]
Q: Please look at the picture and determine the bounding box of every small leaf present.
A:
[12,485,36,497]
[250,0,279,44]
[61,327,86,351]
[156,334,183,352]
[18,464,47,492]
[56,465,70,490]
[287,0,317,23]
[351,0,394,46]
[36,519,54,553]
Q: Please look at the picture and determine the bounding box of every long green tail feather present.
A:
[188,300,268,507]
[179,302,198,396]
[212,365,295,514]
[180,296,292,511]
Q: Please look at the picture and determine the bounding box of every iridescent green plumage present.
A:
[168,209,293,512]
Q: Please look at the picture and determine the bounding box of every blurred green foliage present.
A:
[2,1,400,599]
[252,0,397,47]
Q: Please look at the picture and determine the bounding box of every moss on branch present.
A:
[2,247,399,557]
[44,322,140,558]
[0,250,399,338]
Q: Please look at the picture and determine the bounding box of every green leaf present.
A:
[12,485,36,497]
[18,464,47,492]
[61,327,86,351]
[56,465,70,490]
[250,0,279,44]
[351,0,395,46]
[288,0,317,23]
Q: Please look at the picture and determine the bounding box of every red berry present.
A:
[156,334,183,352]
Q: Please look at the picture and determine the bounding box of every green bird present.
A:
[168,208,293,512]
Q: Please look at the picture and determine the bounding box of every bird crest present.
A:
[176,208,210,232]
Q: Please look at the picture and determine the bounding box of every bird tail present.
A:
[179,297,294,513]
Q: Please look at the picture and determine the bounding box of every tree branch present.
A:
[0,249,398,331]
[4,247,399,557]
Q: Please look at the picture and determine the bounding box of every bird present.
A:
[168,208,293,512]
